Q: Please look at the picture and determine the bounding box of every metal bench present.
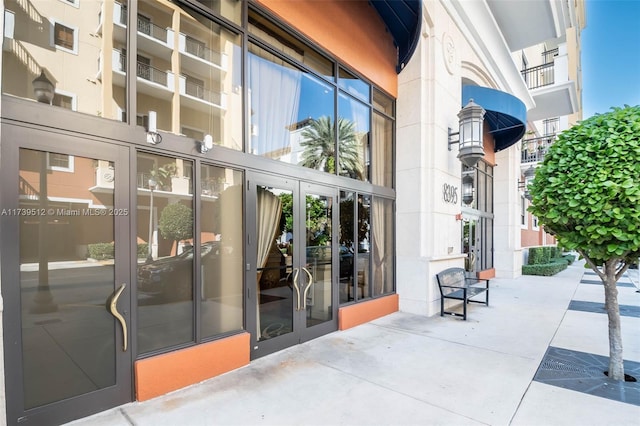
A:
[436,267,489,320]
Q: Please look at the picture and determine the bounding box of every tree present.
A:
[159,203,193,253]
[528,105,640,381]
[299,116,363,179]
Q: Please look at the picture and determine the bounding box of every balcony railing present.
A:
[521,62,555,90]
[542,48,559,64]
[115,51,168,86]
[117,4,168,43]
[184,35,222,64]
[521,135,556,164]
[184,78,223,105]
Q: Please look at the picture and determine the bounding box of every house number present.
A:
[443,184,458,204]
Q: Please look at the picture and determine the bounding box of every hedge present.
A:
[87,242,115,260]
[522,260,568,276]
[562,254,576,265]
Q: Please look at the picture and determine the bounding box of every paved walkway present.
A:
[69,261,640,426]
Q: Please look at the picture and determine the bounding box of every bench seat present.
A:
[436,267,489,320]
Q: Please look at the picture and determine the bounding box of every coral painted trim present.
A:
[339,294,399,330]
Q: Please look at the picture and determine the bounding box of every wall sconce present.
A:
[145,111,162,145]
[32,71,55,105]
[462,173,475,205]
[198,134,214,154]
[519,166,536,200]
[448,99,486,168]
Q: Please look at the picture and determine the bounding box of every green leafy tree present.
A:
[300,116,363,179]
[159,203,193,252]
[528,105,640,381]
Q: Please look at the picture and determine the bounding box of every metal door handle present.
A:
[106,283,128,351]
[301,267,313,310]
[291,269,301,311]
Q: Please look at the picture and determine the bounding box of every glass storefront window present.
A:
[248,44,335,169]
[372,197,394,296]
[136,153,194,354]
[357,194,371,299]
[372,111,393,187]
[339,68,370,103]
[338,94,370,181]
[2,0,127,120]
[248,11,334,79]
[200,164,244,338]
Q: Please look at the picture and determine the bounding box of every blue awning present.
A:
[462,85,527,152]
[370,0,422,73]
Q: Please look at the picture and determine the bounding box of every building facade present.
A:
[0,1,583,424]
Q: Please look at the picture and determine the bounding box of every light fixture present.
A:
[145,111,162,145]
[32,70,55,105]
[462,173,475,205]
[448,99,486,168]
[519,166,536,200]
[198,134,214,154]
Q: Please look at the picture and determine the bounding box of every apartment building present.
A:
[0,1,584,424]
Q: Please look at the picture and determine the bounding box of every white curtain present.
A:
[249,53,301,158]
[256,188,282,339]
[372,197,386,295]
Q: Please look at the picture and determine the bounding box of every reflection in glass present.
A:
[339,191,356,303]
[249,45,335,169]
[136,154,194,354]
[3,0,126,119]
[304,193,333,326]
[19,149,116,409]
[200,165,243,338]
[372,111,393,187]
[339,68,370,103]
[193,0,242,24]
[338,94,370,181]
[256,186,293,341]
[372,197,394,296]
[357,194,371,299]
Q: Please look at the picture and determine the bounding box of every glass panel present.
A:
[339,191,356,303]
[256,186,293,341]
[192,0,241,25]
[372,111,393,187]
[2,0,126,120]
[200,165,244,338]
[357,194,371,299]
[373,89,394,116]
[177,9,243,150]
[136,154,194,354]
[338,94,370,181]
[339,68,370,103]
[19,149,116,409]
[248,44,335,169]
[248,11,334,79]
[304,193,333,326]
[372,197,394,296]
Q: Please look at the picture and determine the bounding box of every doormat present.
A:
[534,346,640,406]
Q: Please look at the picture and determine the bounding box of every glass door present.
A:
[247,173,337,358]
[1,127,132,425]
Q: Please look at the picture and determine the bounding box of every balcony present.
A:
[487,0,576,51]
[110,2,174,58]
[179,75,226,111]
[178,33,227,76]
[109,50,174,100]
[521,135,555,164]
[522,46,578,121]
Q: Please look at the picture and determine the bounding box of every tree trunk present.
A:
[604,259,625,381]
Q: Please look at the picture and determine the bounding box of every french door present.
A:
[1,126,132,425]
[247,172,338,358]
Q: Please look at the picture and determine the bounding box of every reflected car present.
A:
[137,242,219,302]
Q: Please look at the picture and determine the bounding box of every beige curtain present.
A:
[256,188,282,339]
[372,113,388,295]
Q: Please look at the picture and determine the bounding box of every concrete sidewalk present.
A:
[69,261,640,426]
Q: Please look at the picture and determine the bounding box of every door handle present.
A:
[291,269,301,311]
[106,283,128,351]
[301,267,313,310]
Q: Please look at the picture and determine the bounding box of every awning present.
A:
[370,0,422,73]
[462,85,527,152]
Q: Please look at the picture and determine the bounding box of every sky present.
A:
[581,0,640,118]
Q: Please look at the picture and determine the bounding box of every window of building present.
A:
[59,0,79,8]
[47,153,74,172]
[521,196,527,227]
[462,162,494,271]
[53,91,76,111]
[53,21,77,53]
[532,215,539,230]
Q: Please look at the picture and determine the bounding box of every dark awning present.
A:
[462,85,527,152]
[370,0,422,73]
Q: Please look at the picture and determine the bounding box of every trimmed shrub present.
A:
[137,243,149,258]
[522,260,568,276]
[528,247,546,265]
[88,242,115,260]
[562,254,576,265]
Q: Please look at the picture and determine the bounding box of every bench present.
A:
[436,267,489,320]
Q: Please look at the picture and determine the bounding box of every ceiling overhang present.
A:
[370,0,422,73]
[463,85,527,152]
